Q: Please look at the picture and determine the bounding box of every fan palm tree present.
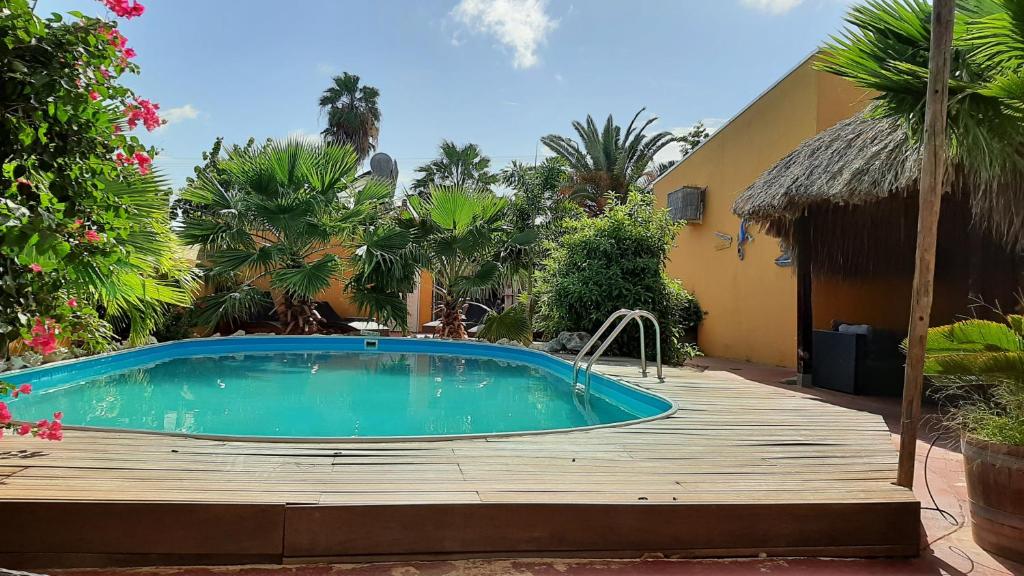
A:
[541,108,678,213]
[411,140,499,196]
[178,139,413,334]
[818,0,1024,199]
[404,186,534,339]
[319,73,381,164]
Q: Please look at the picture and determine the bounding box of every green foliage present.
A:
[479,304,533,346]
[1,0,195,351]
[919,313,1024,445]
[678,122,710,157]
[541,108,678,213]
[819,0,1024,189]
[411,141,499,196]
[319,73,381,163]
[535,193,703,364]
[404,185,531,338]
[180,139,414,333]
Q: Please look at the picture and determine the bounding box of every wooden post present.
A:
[897,0,955,489]
[795,216,814,387]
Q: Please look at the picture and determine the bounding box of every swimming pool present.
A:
[3,336,674,440]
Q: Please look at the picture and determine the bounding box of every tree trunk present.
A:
[273,293,323,335]
[897,0,955,489]
[437,299,467,340]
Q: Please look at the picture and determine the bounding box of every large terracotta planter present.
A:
[962,435,1024,564]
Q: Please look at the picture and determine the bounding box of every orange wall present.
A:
[654,57,870,367]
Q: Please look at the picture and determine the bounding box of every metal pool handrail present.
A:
[572,308,633,386]
[574,309,663,398]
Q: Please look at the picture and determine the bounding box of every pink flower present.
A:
[89,91,100,101]
[25,318,59,356]
[124,98,162,131]
[16,424,30,436]
[67,298,78,308]
[29,263,42,273]
[84,230,101,243]
[113,124,122,134]
[100,67,111,79]
[104,0,145,19]
[122,47,137,59]
[133,151,152,175]
[16,384,31,396]
[0,403,11,425]
[53,412,63,421]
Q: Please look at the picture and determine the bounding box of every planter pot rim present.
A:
[963,434,1024,458]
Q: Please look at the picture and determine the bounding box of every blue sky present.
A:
[39,0,854,190]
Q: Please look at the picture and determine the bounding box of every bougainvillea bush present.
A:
[1,0,195,439]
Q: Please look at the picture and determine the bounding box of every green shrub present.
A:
[535,193,703,364]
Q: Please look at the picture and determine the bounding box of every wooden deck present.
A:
[0,360,919,568]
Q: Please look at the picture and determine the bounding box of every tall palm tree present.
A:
[541,108,678,213]
[403,186,533,339]
[319,73,381,164]
[411,140,499,196]
[179,139,413,334]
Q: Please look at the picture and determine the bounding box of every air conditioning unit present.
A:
[667,186,705,223]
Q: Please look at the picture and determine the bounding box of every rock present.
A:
[507,340,525,347]
[231,330,246,337]
[8,357,27,370]
[146,336,158,345]
[560,331,593,353]
[496,338,510,345]
[542,339,565,353]
[529,342,547,351]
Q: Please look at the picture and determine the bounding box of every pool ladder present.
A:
[571,309,663,398]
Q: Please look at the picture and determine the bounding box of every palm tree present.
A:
[818,0,1024,197]
[178,139,413,334]
[404,186,533,339]
[319,73,381,164]
[541,108,678,213]
[411,140,499,196]
[499,158,572,322]
[920,313,1024,444]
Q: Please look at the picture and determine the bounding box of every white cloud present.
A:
[159,104,199,129]
[739,0,804,14]
[653,118,726,166]
[452,0,557,69]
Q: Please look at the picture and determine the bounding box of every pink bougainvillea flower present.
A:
[89,91,100,101]
[25,318,59,356]
[16,424,30,436]
[104,0,145,19]
[133,151,152,174]
[54,412,63,421]
[67,298,78,308]
[99,67,111,79]
[84,230,101,243]
[124,98,161,131]
[28,263,42,273]
[16,384,31,396]
[122,47,137,59]
[0,403,11,425]
[113,124,122,134]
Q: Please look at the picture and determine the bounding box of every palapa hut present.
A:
[733,111,1024,389]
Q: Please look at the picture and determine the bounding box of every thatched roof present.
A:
[732,112,1024,253]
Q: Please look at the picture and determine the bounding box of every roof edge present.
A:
[650,49,820,189]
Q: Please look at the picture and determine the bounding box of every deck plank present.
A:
[0,359,919,566]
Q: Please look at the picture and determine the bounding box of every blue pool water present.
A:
[4,337,672,439]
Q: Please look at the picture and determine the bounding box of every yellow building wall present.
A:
[654,57,870,367]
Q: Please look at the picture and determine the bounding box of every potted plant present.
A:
[920,313,1024,563]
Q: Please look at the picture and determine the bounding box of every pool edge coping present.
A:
[1,334,680,443]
